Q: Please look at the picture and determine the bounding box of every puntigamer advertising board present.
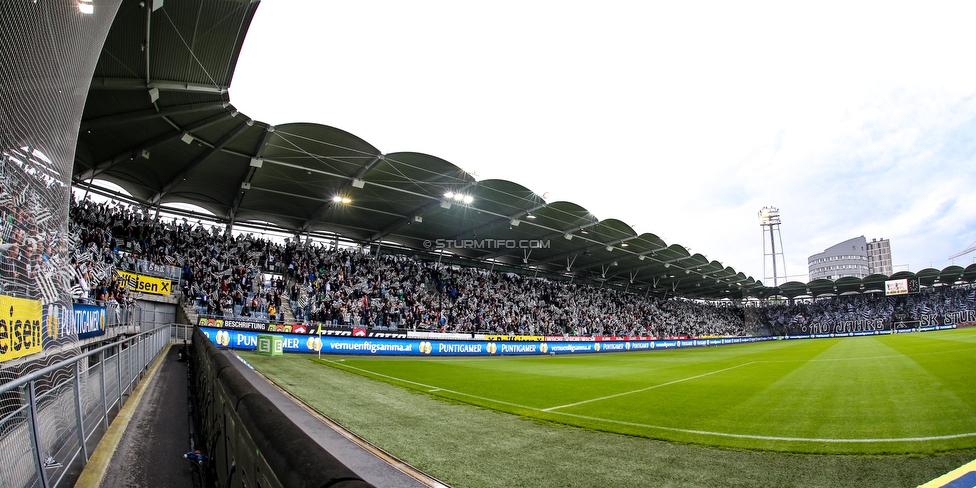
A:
[201,322,961,358]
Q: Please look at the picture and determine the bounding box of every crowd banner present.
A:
[116,270,172,296]
[0,295,44,363]
[198,318,409,338]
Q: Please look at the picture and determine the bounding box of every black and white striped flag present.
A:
[33,206,52,225]
[69,284,86,299]
[35,273,59,304]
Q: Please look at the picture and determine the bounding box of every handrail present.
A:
[0,325,168,395]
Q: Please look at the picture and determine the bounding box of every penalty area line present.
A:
[542,362,756,412]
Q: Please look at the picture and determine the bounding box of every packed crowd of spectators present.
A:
[754,286,976,335]
[282,251,746,337]
[3,167,974,339]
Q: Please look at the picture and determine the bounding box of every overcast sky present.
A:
[229,1,976,284]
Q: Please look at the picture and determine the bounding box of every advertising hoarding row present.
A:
[200,323,961,358]
[0,296,106,363]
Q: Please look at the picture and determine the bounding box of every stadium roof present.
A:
[73,1,976,301]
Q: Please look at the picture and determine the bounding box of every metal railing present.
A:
[0,325,182,488]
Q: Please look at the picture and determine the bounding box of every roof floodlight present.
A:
[352,178,365,188]
[440,200,452,209]
[526,214,536,219]
[639,255,645,261]
[78,0,94,14]
[444,191,455,199]
[249,158,263,168]
[606,245,613,252]
[564,233,573,240]
[453,193,464,202]
[332,196,342,203]
[181,132,194,144]
[341,197,351,204]
[510,219,520,227]
[463,195,473,204]
[148,87,160,103]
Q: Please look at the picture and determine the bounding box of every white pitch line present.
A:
[551,411,976,443]
[321,359,976,444]
[323,359,537,411]
[542,362,756,412]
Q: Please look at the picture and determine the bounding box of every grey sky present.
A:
[230,1,976,284]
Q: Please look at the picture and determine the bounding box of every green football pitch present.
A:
[240,328,976,487]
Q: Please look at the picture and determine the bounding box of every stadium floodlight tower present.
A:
[759,206,788,287]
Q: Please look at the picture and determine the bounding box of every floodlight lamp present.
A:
[526,214,536,219]
[342,197,351,204]
[148,87,160,103]
[564,233,573,240]
[79,0,94,14]
[332,196,342,203]
[510,218,520,227]
[621,243,628,247]
[606,245,613,252]
[181,132,194,144]
[444,191,455,199]
[638,255,645,261]
[463,195,473,204]
[453,193,464,202]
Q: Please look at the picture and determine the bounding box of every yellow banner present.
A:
[484,334,544,342]
[117,270,172,296]
[0,295,44,363]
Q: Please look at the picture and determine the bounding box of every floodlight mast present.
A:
[759,206,787,287]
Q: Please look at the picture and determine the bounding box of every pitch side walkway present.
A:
[76,344,441,488]
[228,350,441,488]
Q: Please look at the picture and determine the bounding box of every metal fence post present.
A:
[117,343,124,408]
[25,382,50,488]
[74,361,89,464]
[101,348,109,431]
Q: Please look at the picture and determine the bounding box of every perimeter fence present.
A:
[0,324,191,488]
